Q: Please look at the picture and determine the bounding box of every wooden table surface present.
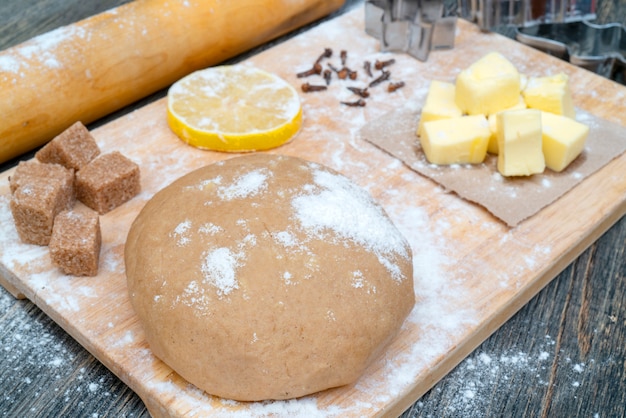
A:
[0,1,624,417]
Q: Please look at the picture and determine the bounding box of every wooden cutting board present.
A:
[1,7,625,418]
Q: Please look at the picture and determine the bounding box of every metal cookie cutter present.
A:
[457,0,598,32]
[365,0,457,61]
[515,21,626,84]
[456,0,625,84]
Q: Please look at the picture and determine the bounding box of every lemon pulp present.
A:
[167,65,302,152]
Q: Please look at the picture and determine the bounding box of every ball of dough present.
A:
[125,154,414,401]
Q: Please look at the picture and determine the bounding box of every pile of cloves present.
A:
[297,48,405,107]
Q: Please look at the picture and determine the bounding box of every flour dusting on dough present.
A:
[218,169,269,200]
[274,230,298,247]
[201,247,240,296]
[170,219,192,247]
[292,168,410,282]
[198,222,223,235]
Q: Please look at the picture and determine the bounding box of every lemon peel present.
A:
[167,65,302,152]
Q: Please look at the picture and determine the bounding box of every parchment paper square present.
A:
[359,107,626,226]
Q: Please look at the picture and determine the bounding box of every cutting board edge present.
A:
[129,195,626,417]
[379,195,626,418]
[1,139,625,418]
[0,267,26,299]
[2,175,625,418]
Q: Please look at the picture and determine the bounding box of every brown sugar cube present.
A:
[9,160,75,209]
[75,151,141,214]
[36,121,100,170]
[10,181,68,245]
[49,208,101,276]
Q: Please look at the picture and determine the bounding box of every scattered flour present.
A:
[170,219,192,247]
[200,247,240,296]
[0,287,145,417]
[5,24,88,76]
[106,330,137,352]
[292,167,410,282]
[282,271,293,285]
[273,230,298,248]
[217,169,269,201]
[0,55,21,73]
[198,222,222,235]
[406,333,594,417]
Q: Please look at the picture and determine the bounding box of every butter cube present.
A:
[497,109,545,176]
[523,73,575,118]
[420,115,490,165]
[487,96,527,154]
[455,52,521,115]
[541,111,589,172]
[417,81,463,137]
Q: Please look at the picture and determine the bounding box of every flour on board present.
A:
[0,196,48,271]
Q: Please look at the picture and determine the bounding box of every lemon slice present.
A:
[167,65,302,152]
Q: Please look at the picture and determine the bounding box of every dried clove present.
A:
[297,62,322,78]
[315,48,333,64]
[347,86,370,98]
[340,50,347,66]
[329,63,354,80]
[387,81,405,92]
[337,67,349,80]
[368,70,390,87]
[374,58,396,70]
[363,60,373,77]
[323,69,332,85]
[301,82,327,93]
[341,98,367,107]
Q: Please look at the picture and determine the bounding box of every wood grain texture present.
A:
[1,1,624,418]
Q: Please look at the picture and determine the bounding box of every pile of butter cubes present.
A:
[417,52,589,176]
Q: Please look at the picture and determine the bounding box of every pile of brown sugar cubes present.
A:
[9,121,141,276]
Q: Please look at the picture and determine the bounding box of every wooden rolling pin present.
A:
[0,0,345,164]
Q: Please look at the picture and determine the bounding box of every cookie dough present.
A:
[125,154,414,401]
